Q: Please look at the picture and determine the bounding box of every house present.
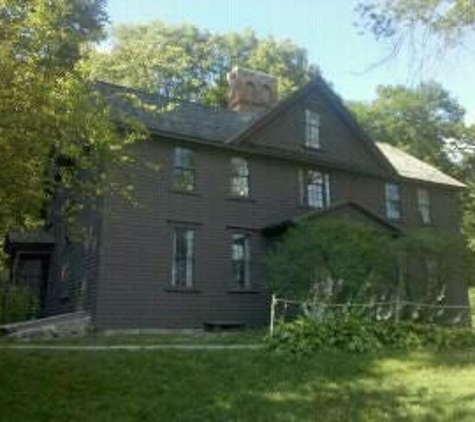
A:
[3,67,471,330]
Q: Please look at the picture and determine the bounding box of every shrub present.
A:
[267,219,472,324]
[267,219,397,303]
[0,285,39,324]
[268,317,475,355]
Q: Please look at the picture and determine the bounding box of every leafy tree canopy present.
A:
[0,0,142,238]
[82,22,317,106]
[349,81,474,173]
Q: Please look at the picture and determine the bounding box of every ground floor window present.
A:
[232,233,251,288]
[172,228,195,287]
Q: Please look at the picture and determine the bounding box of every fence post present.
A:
[394,297,400,323]
[269,294,277,338]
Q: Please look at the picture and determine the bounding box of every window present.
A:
[305,109,321,149]
[230,157,250,197]
[232,234,251,288]
[172,228,195,287]
[299,169,331,208]
[173,147,195,191]
[417,188,431,224]
[385,183,401,220]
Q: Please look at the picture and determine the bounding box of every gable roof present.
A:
[227,76,396,174]
[95,80,465,189]
[95,81,262,143]
[262,201,401,237]
[376,143,466,189]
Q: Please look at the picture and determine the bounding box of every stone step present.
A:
[0,311,91,339]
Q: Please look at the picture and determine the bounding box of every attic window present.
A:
[305,109,321,149]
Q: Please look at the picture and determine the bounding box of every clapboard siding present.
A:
[91,136,463,329]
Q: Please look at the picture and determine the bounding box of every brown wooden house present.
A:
[4,68,470,329]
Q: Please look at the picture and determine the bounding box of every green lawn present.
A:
[0,329,265,346]
[1,349,475,421]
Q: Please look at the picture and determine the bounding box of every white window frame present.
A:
[305,109,321,149]
[300,169,331,208]
[230,157,250,197]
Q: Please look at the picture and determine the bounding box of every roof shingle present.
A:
[95,81,261,142]
[376,142,465,188]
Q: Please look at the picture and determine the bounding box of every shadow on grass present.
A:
[0,349,474,421]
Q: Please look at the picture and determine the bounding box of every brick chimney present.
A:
[227,67,277,112]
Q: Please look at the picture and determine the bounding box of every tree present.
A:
[356,1,475,63]
[349,81,473,173]
[0,0,143,239]
[82,22,317,106]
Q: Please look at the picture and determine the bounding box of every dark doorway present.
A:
[13,254,50,317]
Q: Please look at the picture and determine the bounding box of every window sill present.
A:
[227,289,260,294]
[226,196,256,203]
[165,287,202,294]
[298,205,325,211]
[303,146,325,153]
[169,189,201,197]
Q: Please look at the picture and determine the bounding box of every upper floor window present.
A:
[417,188,431,225]
[305,109,321,149]
[232,233,251,288]
[173,147,195,192]
[385,183,401,221]
[172,227,195,287]
[230,157,250,197]
[299,169,331,208]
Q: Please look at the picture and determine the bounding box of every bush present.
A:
[0,285,39,324]
[267,219,397,303]
[268,317,475,354]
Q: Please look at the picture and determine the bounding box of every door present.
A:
[15,255,50,316]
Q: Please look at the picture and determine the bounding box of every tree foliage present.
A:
[267,219,471,304]
[82,22,317,106]
[0,0,143,238]
[357,0,475,53]
[349,81,472,173]
[267,220,397,302]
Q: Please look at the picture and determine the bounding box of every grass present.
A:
[470,286,475,324]
[1,348,475,421]
[0,329,265,346]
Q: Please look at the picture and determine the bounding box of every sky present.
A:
[106,0,475,122]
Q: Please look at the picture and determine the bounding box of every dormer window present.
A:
[305,109,321,149]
